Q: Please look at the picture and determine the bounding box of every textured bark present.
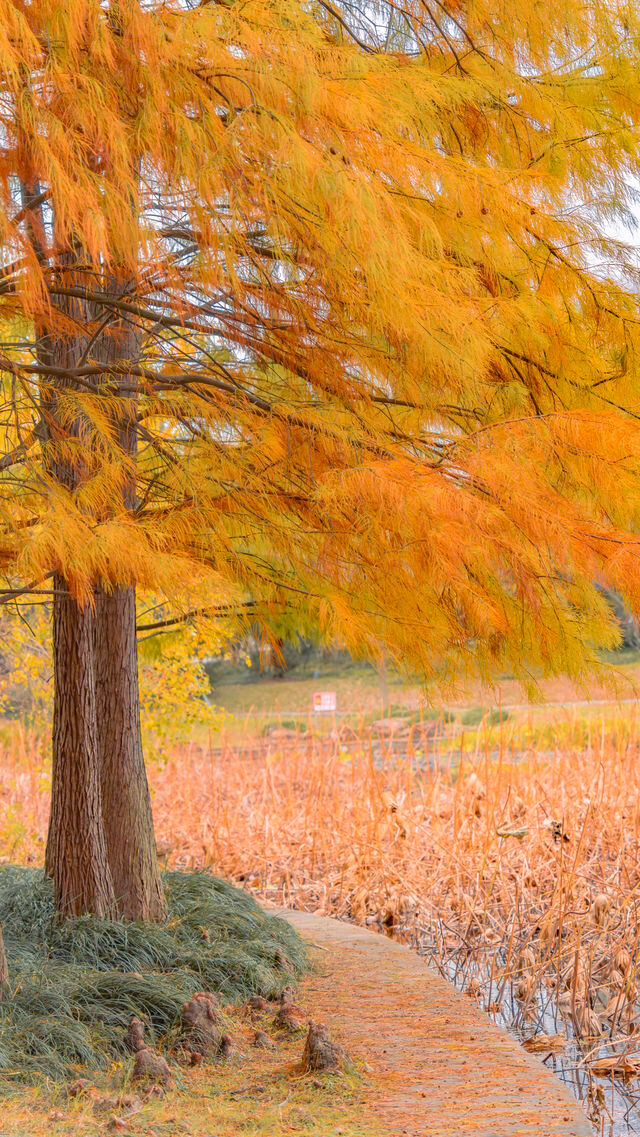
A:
[301,1021,349,1072]
[41,235,116,918]
[92,275,166,922]
[132,1046,174,1087]
[124,1016,147,1053]
[45,576,116,917]
[180,993,222,1056]
[26,182,162,921]
[95,584,166,921]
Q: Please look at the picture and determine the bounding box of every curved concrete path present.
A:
[275,909,592,1137]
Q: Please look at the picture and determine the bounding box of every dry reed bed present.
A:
[155,719,640,1132]
[3,717,640,1098]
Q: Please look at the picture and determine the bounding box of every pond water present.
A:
[406,931,640,1136]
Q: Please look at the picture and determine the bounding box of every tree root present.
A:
[301,1022,349,1073]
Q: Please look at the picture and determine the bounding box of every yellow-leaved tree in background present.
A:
[2,0,640,918]
[0,602,215,745]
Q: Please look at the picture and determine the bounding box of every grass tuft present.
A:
[0,866,306,1081]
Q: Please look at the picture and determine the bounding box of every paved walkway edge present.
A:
[273,908,592,1137]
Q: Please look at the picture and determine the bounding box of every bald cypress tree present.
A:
[1,0,640,916]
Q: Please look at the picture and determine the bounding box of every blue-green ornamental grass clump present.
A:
[0,867,307,1080]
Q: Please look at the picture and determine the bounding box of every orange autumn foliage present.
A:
[0,2,640,689]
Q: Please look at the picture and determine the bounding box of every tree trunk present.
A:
[95,584,166,921]
[45,575,116,917]
[23,178,163,922]
[29,212,116,917]
[92,272,166,923]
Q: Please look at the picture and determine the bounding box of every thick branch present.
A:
[136,599,260,632]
